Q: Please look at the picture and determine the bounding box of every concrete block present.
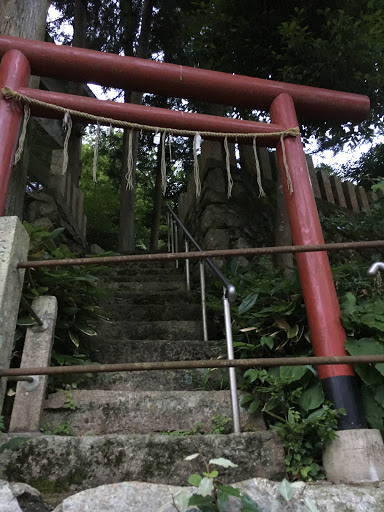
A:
[342,181,360,212]
[323,429,384,483]
[356,186,371,213]
[0,217,29,410]
[9,296,57,433]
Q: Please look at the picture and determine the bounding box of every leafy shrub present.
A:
[16,223,109,385]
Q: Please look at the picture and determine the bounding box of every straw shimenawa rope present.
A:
[2,86,300,195]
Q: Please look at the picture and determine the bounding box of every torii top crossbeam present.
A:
[0,35,370,431]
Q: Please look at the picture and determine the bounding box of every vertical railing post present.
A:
[170,216,174,254]
[199,260,208,342]
[167,211,171,253]
[185,239,190,291]
[223,288,241,434]
[270,93,365,430]
[0,50,31,215]
[174,222,179,269]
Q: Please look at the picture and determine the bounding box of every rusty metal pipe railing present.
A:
[166,205,239,432]
[17,240,384,269]
[2,354,384,378]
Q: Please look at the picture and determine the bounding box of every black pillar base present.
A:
[322,375,367,430]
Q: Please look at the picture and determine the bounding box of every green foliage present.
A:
[340,291,384,430]
[17,223,108,387]
[40,421,73,436]
[0,415,4,435]
[163,453,260,512]
[207,258,348,480]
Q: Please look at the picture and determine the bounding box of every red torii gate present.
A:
[0,34,371,430]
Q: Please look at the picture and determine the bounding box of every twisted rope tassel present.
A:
[14,104,30,165]
[161,131,167,195]
[62,110,72,175]
[224,136,233,198]
[281,134,294,194]
[193,133,201,197]
[253,137,266,198]
[125,129,134,190]
[92,122,100,184]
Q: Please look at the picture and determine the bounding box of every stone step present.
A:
[80,368,219,391]
[95,320,203,341]
[104,290,199,305]
[89,338,221,364]
[41,390,264,435]
[105,281,187,294]
[0,432,286,496]
[102,303,202,322]
[110,273,186,283]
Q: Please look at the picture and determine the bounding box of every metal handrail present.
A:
[166,204,241,434]
[166,205,236,302]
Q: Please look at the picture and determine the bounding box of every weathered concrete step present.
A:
[110,273,185,283]
[101,303,202,322]
[95,320,203,341]
[89,338,220,364]
[80,368,214,391]
[105,281,187,294]
[104,290,199,305]
[0,432,286,495]
[41,390,263,435]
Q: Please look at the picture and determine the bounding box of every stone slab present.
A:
[103,303,202,322]
[52,478,384,512]
[88,338,220,364]
[80,368,214,391]
[95,319,203,341]
[0,217,29,409]
[0,433,285,494]
[10,296,58,433]
[41,389,264,435]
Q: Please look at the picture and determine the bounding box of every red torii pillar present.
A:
[0,36,371,430]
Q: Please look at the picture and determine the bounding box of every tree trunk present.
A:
[149,142,163,251]
[1,0,50,217]
[118,0,154,253]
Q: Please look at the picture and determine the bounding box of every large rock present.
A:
[0,479,50,512]
[52,478,384,512]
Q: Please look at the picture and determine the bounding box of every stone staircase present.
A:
[0,260,285,504]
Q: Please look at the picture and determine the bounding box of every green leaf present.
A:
[74,324,97,336]
[188,474,202,487]
[217,485,241,498]
[203,470,218,478]
[346,337,384,356]
[17,317,36,326]
[375,363,384,376]
[209,457,238,468]
[188,494,217,511]
[287,325,299,339]
[260,336,274,349]
[277,479,293,502]
[238,293,258,314]
[68,329,80,347]
[174,491,190,512]
[298,382,325,412]
[304,497,320,512]
[197,477,214,497]
[248,400,261,414]
[241,394,254,406]
[279,365,307,383]
[240,492,261,511]
[374,385,384,408]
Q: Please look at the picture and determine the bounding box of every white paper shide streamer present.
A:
[125,129,134,190]
[14,104,30,165]
[161,131,167,195]
[62,110,72,175]
[92,122,100,184]
[253,137,266,198]
[193,133,201,197]
[224,136,234,198]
